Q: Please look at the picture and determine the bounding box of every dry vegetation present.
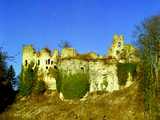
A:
[0,81,145,120]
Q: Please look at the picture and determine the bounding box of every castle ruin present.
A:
[22,34,138,94]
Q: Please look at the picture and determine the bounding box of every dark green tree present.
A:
[0,49,16,112]
[7,65,16,90]
[0,49,7,82]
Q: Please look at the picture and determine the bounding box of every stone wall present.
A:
[59,59,89,74]
[59,59,119,92]
[89,61,119,92]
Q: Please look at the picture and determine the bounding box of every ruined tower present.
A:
[108,34,124,59]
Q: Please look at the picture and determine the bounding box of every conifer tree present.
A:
[0,49,16,112]
[7,65,16,90]
[19,62,38,96]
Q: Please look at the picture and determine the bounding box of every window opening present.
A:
[37,60,40,65]
[25,60,27,66]
[48,59,50,64]
[54,65,57,69]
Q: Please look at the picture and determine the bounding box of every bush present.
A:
[117,63,137,86]
[48,67,58,78]
[57,71,89,99]
[56,70,62,93]
[33,80,46,95]
[19,78,32,96]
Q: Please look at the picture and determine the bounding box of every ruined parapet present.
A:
[22,45,36,67]
[61,48,77,59]
[37,48,51,71]
[38,48,58,90]
[40,48,51,57]
[98,55,104,59]
[37,48,57,71]
[76,52,99,61]
[85,52,98,59]
[59,59,89,74]
[52,49,59,60]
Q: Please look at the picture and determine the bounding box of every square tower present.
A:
[108,34,124,58]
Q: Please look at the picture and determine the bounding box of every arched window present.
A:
[51,61,53,65]
[48,59,50,64]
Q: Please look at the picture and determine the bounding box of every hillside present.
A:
[0,81,145,120]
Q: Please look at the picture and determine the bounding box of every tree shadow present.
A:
[0,83,17,113]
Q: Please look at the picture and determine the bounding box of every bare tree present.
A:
[134,15,160,120]
[58,40,72,49]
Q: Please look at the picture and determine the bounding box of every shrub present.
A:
[33,80,46,95]
[56,70,62,93]
[48,67,58,78]
[57,71,89,99]
[103,80,108,88]
[19,78,32,96]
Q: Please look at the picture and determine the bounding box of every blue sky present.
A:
[0,0,160,75]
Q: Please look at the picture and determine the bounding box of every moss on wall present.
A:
[57,71,89,99]
[117,63,137,86]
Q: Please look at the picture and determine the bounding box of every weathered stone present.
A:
[22,45,36,66]
[52,49,59,60]
[61,48,77,59]
[59,59,89,74]
[89,61,119,92]
[87,52,98,59]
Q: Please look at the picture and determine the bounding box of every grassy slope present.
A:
[0,82,145,120]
